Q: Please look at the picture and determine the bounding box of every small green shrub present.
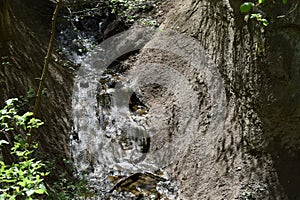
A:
[48,172,93,200]
[0,98,49,199]
[240,0,288,26]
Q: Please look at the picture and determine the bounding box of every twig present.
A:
[0,129,13,144]
[26,0,62,145]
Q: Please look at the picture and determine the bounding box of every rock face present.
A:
[127,0,300,199]
[262,5,300,199]
[1,0,299,199]
[0,0,73,174]
[152,0,300,199]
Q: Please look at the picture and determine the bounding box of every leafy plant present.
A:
[108,0,158,24]
[240,0,288,26]
[240,2,254,13]
[250,13,269,26]
[48,171,93,200]
[0,98,49,199]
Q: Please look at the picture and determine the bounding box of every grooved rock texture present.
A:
[1,0,299,199]
[132,0,299,199]
[0,0,73,175]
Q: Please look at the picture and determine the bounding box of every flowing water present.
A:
[60,4,227,198]
[57,6,180,198]
[68,28,181,199]
[67,27,227,199]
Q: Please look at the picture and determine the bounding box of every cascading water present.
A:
[57,4,180,198]
[58,3,227,197]
[69,28,182,199]
[69,26,227,199]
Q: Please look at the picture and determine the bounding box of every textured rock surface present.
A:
[1,0,299,199]
[126,0,300,199]
[0,0,73,175]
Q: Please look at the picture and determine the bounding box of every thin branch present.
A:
[27,0,62,145]
[0,129,13,144]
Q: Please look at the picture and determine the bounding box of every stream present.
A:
[69,28,180,199]
[59,3,226,199]
[58,6,180,196]
[67,28,227,199]
[57,3,180,198]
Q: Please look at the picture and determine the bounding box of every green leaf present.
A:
[34,188,46,194]
[282,0,287,4]
[240,2,254,13]
[17,180,26,187]
[0,140,9,145]
[250,13,262,20]
[37,184,48,194]
[261,19,269,26]
[5,98,18,106]
[258,0,265,4]
[26,189,35,196]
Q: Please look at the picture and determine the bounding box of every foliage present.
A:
[48,171,93,200]
[45,158,94,199]
[0,98,91,199]
[0,98,49,199]
[108,0,158,24]
[240,0,288,26]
